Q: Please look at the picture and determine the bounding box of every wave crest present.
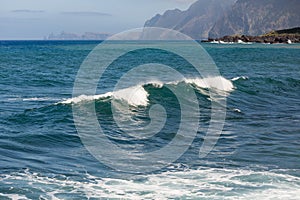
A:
[59,76,234,106]
[231,76,249,81]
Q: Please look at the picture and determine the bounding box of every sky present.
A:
[0,0,197,39]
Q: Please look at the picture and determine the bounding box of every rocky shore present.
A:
[202,27,300,44]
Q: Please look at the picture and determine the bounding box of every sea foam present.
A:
[1,167,299,200]
[185,76,234,92]
[231,76,249,81]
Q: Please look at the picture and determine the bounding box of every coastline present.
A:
[202,27,300,44]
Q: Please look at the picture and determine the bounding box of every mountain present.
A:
[144,0,236,39]
[209,0,300,38]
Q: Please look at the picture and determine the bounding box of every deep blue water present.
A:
[0,41,299,199]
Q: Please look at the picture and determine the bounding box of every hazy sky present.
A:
[0,0,197,39]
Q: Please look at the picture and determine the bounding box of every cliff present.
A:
[144,0,236,39]
[209,0,300,38]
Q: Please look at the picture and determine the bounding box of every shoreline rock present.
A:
[202,27,300,44]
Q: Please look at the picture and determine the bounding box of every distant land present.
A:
[145,0,300,40]
[202,27,300,44]
[44,31,111,40]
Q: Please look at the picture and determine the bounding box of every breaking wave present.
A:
[59,76,234,107]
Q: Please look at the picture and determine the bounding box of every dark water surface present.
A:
[0,41,299,199]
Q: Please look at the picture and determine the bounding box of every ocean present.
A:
[0,40,299,199]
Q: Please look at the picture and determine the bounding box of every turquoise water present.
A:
[0,41,299,199]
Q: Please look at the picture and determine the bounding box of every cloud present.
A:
[61,11,112,17]
[11,9,45,13]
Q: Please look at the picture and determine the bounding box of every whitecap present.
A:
[58,76,234,106]
[185,76,234,92]
[113,85,149,107]
[22,97,54,101]
[231,76,249,81]
[59,92,113,104]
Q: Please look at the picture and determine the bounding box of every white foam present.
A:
[210,40,222,44]
[185,76,234,92]
[147,81,164,88]
[58,76,234,106]
[210,40,252,44]
[237,40,253,44]
[5,97,59,102]
[60,86,149,107]
[59,93,113,104]
[220,41,235,44]
[59,87,149,107]
[231,76,249,81]
[113,85,149,107]
[22,97,52,101]
[233,108,242,113]
[1,168,299,199]
[0,193,29,200]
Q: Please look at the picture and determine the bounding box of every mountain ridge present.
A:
[144,0,236,39]
[209,0,300,38]
[144,0,300,39]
